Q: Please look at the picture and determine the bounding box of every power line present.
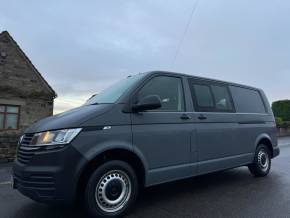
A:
[171,0,199,69]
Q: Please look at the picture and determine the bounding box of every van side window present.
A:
[137,76,185,112]
[193,84,214,108]
[211,85,233,111]
[229,86,266,113]
[188,79,234,112]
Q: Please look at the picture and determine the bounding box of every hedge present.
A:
[272,100,290,121]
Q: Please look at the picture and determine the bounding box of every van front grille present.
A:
[17,133,41,164]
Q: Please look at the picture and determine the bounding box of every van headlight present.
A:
[30,128,82,146]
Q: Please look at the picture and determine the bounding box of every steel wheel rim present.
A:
[258,149,269,170]
[95,170,131,213]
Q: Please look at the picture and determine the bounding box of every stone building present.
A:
[0,31,56,161]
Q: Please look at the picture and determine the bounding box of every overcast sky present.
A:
[1,0,290,113]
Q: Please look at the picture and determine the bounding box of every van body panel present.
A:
[255,132,274,147]
[236,122,274,152]
[83,104,131,126]
[235,113,274,124]
[195,120,238,160]
[72,125,133,162]
[146,162,198,186]
[132,117,197,186]
[131,112,194,169]
[197,153,253,175]
[189,113,244,173]
[24,104,114,133]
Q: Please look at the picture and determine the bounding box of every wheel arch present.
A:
[255,134,274,157]
[76,147,146,202]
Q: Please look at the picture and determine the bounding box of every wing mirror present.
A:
[132,95,162,112]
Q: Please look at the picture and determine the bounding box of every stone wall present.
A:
[277,128,290,137]
[0,133,19,162]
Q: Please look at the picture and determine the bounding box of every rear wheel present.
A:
[248,144,271,177]
[84,160,138,218]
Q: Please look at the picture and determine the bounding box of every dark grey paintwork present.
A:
[25,104,114,133]
[13,71,279,204]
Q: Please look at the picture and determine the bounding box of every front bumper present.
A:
[12,145,87,205]
[273,146,280,158]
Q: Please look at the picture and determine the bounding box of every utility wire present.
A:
[171,0,199,69]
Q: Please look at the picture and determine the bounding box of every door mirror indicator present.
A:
[132,95,162,112]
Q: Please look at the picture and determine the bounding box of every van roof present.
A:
[145,71,260,91]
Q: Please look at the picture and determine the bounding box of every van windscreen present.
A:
[85,73,145,105]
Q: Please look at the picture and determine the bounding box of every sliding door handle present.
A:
[198,114,207,120]
[180,114,191,120]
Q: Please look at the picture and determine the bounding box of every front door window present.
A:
[137,76,185,112]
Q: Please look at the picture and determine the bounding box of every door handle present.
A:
[180,114,191,120]
[198,114,207,120]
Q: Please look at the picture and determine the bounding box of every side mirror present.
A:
[132,95,162,112]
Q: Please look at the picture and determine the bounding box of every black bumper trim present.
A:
[13,145,86,205]
[273,146,280,158]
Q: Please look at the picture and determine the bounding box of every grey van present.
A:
[13,71,279,218]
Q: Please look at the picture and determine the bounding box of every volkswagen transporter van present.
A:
[13,71,279,218]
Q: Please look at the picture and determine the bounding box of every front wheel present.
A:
[248,144,271,177]
[84,160,139,218]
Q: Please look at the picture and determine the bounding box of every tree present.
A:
[272,100,290,121]
[275,117,283,127]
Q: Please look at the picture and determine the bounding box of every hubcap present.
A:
[258,149,269,170]
[95,170,131,213]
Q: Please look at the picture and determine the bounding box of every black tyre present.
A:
[248,144,271,177]
[84,160,139,218]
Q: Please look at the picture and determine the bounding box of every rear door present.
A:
[131,75,196,185]
[187,78,247,174]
